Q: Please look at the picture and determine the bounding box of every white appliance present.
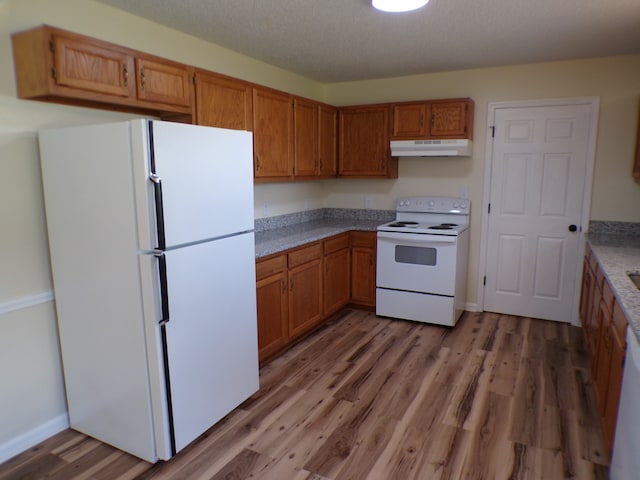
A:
[38,119,259,463]
[376,196,470,326]
[610,329,640,480]
[390,139,473,157]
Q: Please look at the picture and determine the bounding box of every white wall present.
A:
[1,0,639,462]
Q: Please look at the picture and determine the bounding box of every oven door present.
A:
[376,230,457,296]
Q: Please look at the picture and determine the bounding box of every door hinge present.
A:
[490,126,495,138]
[483,275,487,286]
[51,67,57,81]
[192,75,196,85]
[488,203,491,214]
[49,39,54,52]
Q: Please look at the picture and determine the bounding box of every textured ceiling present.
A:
[95,0,640,83]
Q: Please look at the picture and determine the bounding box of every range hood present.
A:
[390,139,473,157]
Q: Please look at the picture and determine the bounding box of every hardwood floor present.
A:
[1,310,610,480]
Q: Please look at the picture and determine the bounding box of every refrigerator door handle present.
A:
[153,250,170,325]
[149,173,166,250]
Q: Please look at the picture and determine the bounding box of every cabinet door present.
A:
[593,300,614,416]
[256,271,288,362]
[318,105,338,176]
[429,100,472,138]
[602,326,626,455]
[339,106,394,177]
[351,247,375,306]
[324,247,350,316]
[294,98,318,177]
[52,34,133,98]
[253,88,293,179]
[135,58,191,107]
[288,259,323,339]
[391,103,428,139]
[195,71,252,131]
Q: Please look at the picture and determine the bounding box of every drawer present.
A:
[602,278,615,313]
[288,242,322,268]
[350,230,376,248]
[256,254,286,280]
[324,233,350,254]
[612,302,628,347]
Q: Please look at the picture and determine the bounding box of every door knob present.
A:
[568,224,578,232]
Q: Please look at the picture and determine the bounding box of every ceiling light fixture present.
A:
[372,0,429,13]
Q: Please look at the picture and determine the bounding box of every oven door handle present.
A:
[377,230,458,243]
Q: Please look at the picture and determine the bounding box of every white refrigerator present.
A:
[38,119,259,463]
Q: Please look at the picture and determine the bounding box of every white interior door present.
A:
[483,102,596,323]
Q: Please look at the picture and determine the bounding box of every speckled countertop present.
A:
[587,231,640,344]
[254,208,394,259]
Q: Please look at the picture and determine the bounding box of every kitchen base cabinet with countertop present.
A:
[255,229,379,362]
[579,236,640,461]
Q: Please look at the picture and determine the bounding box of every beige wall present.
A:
[1,0,639,460]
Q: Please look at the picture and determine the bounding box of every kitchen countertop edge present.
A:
[255,218,383,259]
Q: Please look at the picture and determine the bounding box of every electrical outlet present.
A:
[261,202,269,216]
[364,197,373,209]
[460,186,469,199]
[304,199,310,210]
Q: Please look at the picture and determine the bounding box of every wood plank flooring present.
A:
[0,310,610,480]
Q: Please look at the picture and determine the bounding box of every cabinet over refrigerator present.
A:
[39,119,259,462]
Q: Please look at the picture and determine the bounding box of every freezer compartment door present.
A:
[138,120,254,250]
[161,231,259,453]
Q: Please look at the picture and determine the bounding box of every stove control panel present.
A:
[396,196,470,214]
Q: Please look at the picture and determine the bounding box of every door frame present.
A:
[477,97,600,325]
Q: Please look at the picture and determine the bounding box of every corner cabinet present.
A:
[11,25,194,119]
[391,98,474,140]
[338,105,398,178]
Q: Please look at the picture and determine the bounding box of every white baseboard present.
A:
[0,413,69,464]
[465,302,480,312]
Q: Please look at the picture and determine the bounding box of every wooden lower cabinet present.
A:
[323,234,351,316]
[288,244,323,340]
[255,255,288,362]
[350,231,376,307]
[579,243,628,456]
[255,231,376,362]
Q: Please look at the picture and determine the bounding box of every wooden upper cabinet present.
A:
[391,98,474,140]
[338,105,397,178]
[318,105,338,177]
[11,25,192,117]
[430,99,473,138]
[253,87,294,180]
[392,102,427,139]
[51,34,133,98]
[194,70,252,131]
[135,58,191,108]
[293,97,319,177]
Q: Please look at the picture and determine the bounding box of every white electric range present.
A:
[376,196,470,326]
